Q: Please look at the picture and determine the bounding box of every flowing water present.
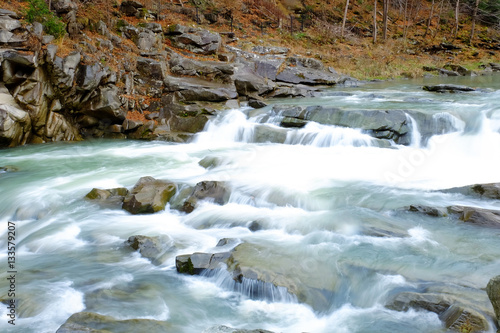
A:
[1,75,500,332]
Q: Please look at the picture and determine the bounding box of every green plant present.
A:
[24,0,66,39]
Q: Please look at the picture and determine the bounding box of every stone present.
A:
[0,104,31,147]
[51,0,78,14]
[386,292,454,314]
[248,99,267,109]
[56,312,171,333]
[136,57,167,81]
[440,305,489,332]
[447,206,500,228]
[122,176,176,214]
[82,86,125,123]
[178,88,238,102]
[77,63,106,91]
[444,183,500,200]
[251,45,289,55]
[233,67,275,97]
[203,325,275,333]
[167,25,221,55]
[0,16,21,31]
[422,84,476,93]
[275,66,339,85]
[125,235,163,259]
[85,187,129,207]
[486,275,500,326]
[176,252,231,275]
[181,181,230,213]
[254,58,284,81]
[120,0,144,16]
[407,205,448,217]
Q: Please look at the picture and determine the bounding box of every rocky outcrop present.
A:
[487,275,500,327]
[0,9,26,47]
[56,312,172,333]
[268,105,461,145]
[122,176,177,214]
[180,181,230,213]
[120,0,145,17]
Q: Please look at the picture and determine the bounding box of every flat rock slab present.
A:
[422,84,476,93]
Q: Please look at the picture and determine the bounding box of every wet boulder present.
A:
[181,181,230,213]
[0,104,31,147]
[387,292,490,332]
[125,235,166,260]
[176,252,231,275]
[81,85,125,123]
[423,84,476,93]
[122,176,177,214]
[203,325,275,333]
[248,98,267,109]
[486,275,500,327]
[406,205,448,217]
[56,312,171,333]
[85,187,129,207]
[447,206,500,228]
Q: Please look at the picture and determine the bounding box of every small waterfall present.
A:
[201,269,297,304]
[405,114,422,148]
[285,122,376,147]
[194,110,255,143]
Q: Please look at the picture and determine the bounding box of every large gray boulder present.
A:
[51,0,78,14]
[167,24,221,55]
[56,312,171,333]
[487,275,500,327]
[125,235,167,261]
[233,66,276,97]
[423,84,477,93]
[181,181,230,213]
[85,187,129,207]
[136,57,167,81]
[178,88,238,102]
[76,63,107,91]
[122,176,177,214]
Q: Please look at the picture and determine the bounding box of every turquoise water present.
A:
[1,75,500,332]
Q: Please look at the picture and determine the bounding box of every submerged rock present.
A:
[422,84,476,93]
[203,325,275,333]
[448,206,500,229]
[125,235,171,264]
[180,181,230,213]
[85,187,129,207]
[406,205,448,217]
[387,291,490,332]
[122,176,176,214]
[486,275,500,327]
[56,311,171,333]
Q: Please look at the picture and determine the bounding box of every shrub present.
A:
[24,0,66,39]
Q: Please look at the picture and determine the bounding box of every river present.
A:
[1,75,500,332]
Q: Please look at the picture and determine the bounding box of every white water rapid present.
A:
[1,76,500,332]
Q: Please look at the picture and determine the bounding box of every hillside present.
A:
[3,0,500,79]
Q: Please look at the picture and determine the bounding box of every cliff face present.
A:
[0,2,350,148]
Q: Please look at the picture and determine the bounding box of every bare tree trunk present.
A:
[454,0,459,40]
[433,0,445,39]
[383,0,388,40]
[403,0,408,45]
[48,0,52,11]
[470,0,480,44]
[373,0,377,43]
[341,0,350,39]
[424,0,435,37]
